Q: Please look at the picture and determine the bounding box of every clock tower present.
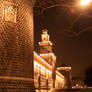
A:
[39,29,56,88]
[39,29,52,54]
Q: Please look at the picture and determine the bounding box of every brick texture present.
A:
[0,0,35,91]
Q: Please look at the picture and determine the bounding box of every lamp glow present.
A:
[81,0,91,6]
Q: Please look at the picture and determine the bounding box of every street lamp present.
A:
[80,0,91,6]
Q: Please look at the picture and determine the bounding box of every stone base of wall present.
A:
[0,76,35,92]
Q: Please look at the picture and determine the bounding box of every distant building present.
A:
[34,29,65,89]
[57,64,72,88]
[72,77,87,88]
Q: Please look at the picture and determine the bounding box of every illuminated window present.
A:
[4,3,17,23]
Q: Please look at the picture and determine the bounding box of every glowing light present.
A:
[4,4,17,22]
[56,71,64,79]
[57,67,72,71]
[34,61,52,74]
[81,0,91,6]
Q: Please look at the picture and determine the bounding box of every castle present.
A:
[34,29,65,89]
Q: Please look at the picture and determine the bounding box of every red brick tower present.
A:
[0,0,35,91]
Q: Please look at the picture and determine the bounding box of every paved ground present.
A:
[36,89,92,92]
[36,90,50,92]
[77,89,92,92]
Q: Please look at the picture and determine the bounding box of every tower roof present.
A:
[42,29,48,34]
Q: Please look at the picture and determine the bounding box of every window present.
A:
[4,2,17,23]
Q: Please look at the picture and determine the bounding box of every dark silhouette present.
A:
[84,67,92,86]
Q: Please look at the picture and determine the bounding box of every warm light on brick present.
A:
[4,3,17,22]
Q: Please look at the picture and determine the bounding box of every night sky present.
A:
[34,6,92,79]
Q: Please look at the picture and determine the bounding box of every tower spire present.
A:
[39,29,53,54]
[41,29,49,41]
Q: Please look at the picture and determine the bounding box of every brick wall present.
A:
[0,0,35,91]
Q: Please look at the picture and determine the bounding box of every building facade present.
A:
[57,65,72,88]
[34,29,65,89]
[0,0,65,91]
[0,0,35,91]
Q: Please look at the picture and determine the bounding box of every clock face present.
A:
[4,3,17,23]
